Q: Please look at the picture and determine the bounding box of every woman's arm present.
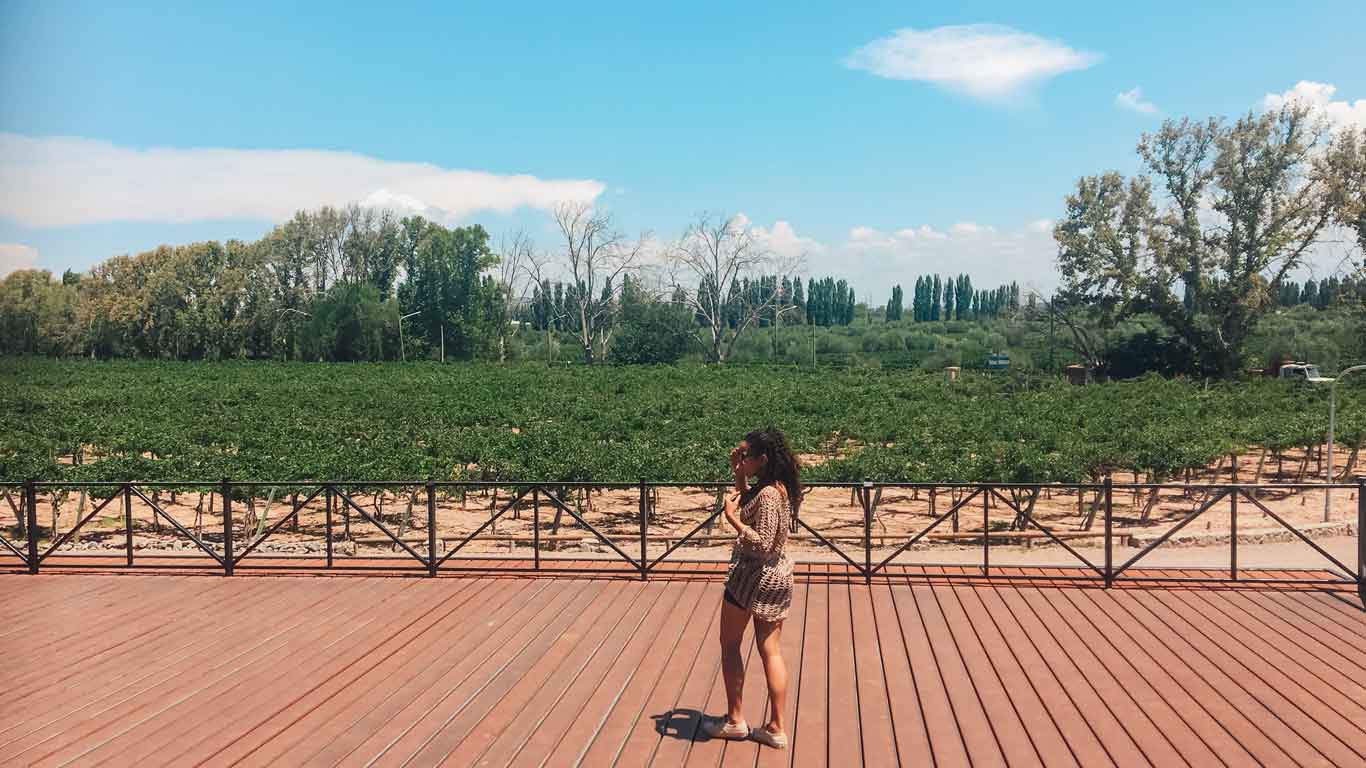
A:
[732,486,782,551]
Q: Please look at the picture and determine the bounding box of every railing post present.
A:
[533,487,541,571]
[862,481,873,583]
[1104,476,1113,588]
[124,484,133,567]
[1356,478,1364,609]
[639,479,648,581]
[1230,485,1238,581]
[427,481,437,576]
[221,479,233,576]
[324,486,334,568]
[25,479,38,574]
[982,485,990,577]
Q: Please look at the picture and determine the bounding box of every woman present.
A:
[701,426,798,749]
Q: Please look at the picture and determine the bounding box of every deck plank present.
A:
[1,566,1364,768]
[789,565,828,768]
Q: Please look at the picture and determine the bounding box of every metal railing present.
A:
[1,478,1362,605]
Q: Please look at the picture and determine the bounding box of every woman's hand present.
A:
[729,445,745,477]
[723,491,742,531]
[725,490,741,515]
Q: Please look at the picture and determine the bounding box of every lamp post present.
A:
[1326,364,1366,522]
[398,310,420,363]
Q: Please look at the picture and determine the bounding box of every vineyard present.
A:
[1,359,1364,563]
[2,359,1364,484]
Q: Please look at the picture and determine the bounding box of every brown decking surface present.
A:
[2,563,1365,767]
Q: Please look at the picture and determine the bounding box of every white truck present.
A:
[1276,362,1335,383]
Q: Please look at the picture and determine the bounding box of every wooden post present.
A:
[221,479,233,576]
[1104,476,1113,587]
[427,481,437,576]
[25,480,38,574]
[124,484,133,567]
[639,480,648,581]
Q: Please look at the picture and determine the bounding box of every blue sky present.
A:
[2,0,1364,296]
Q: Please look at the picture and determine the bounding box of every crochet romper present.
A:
[724,484,794,621]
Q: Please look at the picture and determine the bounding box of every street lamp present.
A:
[1325,364,1366,522]
[274,307,311,318]
[398,310,420,363]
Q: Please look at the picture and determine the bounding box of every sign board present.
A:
[987,352,1009,370]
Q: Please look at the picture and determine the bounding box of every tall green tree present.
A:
[302,282,396,361]
[885,284,903,321]
[397,220,499,360]
[1056,104,1334,376]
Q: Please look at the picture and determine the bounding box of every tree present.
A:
[669,212,800,362]
[398,220,499,360]
[0,270,79,356]
[1036,290,1105,376]
[302,282,396,361]
[492,230,533,363]
[553,202,645,362]
[885,284,903,321]
[521,249,565,363]
[1320,127,1366,260]
[955,274,972,320]
[608,297,693,364]
[1056,105,1334,376]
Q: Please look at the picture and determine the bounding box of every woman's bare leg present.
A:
[718,598,750,724]
[754,617,787,734]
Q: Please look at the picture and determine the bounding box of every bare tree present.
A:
[552,202,646,362]
[521,245,575,364]
[1031,289,1105,378]
[493,230,534,363]
[669,212,802,363]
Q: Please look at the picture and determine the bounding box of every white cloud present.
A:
[0,134,606,228]
[843,24,1101,101]
[949,221,994,236]
[0,243,40,277]
[1263,81,1366,131]
[1115,87,1159,115]
[787,220,1061,296]
[746,216,825,260]
[894,225,948,241]
[360,188,430,216]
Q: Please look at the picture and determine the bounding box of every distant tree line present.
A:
[880,274,1021,323]
[526,273,861,331]
[1275,276,1364,309]
[0,206,502,361]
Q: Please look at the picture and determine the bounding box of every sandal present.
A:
[700,716,750,740]
[752,726,788,750]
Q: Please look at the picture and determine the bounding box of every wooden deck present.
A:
[2,564,1364,767]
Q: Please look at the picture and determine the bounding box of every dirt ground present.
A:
[1,447,1360,568]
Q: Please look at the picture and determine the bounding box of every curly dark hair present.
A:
[742,426,801,511]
